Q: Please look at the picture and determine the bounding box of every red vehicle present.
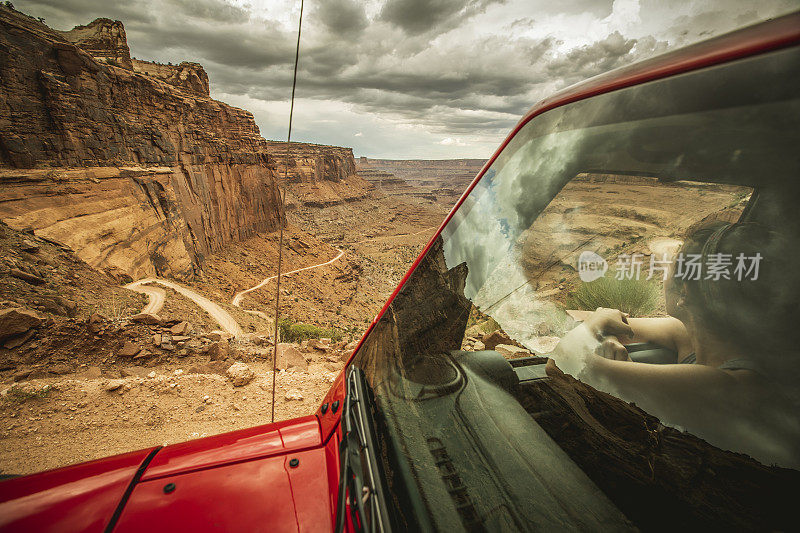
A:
[2,12,799,532]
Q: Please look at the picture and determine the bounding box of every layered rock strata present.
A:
[0,9,284,279]
[266,142,372,208]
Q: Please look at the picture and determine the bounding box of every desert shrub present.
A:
[566,277,660,316]
[278,318,343,343]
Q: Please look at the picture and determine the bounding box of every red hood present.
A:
[0,416,339,532]
[0,447,157,532]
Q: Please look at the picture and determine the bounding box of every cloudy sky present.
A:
[14,0,799,158]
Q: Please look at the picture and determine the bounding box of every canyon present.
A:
[0,7,457,474]
[0,8,370,281]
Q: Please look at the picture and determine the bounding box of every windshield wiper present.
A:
[334,366,392,533]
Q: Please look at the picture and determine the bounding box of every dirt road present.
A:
[126,278,243,337]
[232,248,345,308]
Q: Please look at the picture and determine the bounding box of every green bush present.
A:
[278,318,343,343]
[566,277,660,317]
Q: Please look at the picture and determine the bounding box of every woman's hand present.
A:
[595,335,631,361]
[583,307,634,342]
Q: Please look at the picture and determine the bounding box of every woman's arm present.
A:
[626,317,693,357]
[579,308,694,359]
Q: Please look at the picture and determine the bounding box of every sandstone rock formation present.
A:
[266,142,372,208]
[61,18,133,70]
[0,9,283,279]
[0,8,369,280]
[131,59,210,97]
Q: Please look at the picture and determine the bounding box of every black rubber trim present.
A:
[103,446,162,533]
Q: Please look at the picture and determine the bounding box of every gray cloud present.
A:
[316,0,368,37]
[10,0,797,158]
[380,0,505,35]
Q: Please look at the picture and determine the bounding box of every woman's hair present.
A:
[675,222,797,357]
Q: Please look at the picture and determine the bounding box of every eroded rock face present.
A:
[131,59,210,97]
[61,18,133,70]
[266,142,373,208]
[0,9,284,279]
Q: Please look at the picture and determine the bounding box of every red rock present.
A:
[3,329,35,349]
[482,330,514,350]
[203,340,229,361]
[8,268,45,285]
[0,308,43,340]
[170,321,192,335]
[117,341,141,357]
[276,343,309,371]
[131,313,161,325]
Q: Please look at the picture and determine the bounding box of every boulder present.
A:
[80,366,103,379]
[131,313,162,325]
[276,343,309,370]
[20,239,40,253]
[252,335,272,347]
[226,362,255,387]
[494,344,530,358]
[170,321,192,335]
[49,363,73,375]
[121,366,149,378]
[204,330,231,342]
[9,268,45,285]
[308,339,330,352]
[482,330,514,351]
[473,340,486,351]
[324,362,342,372]
[105,379,125,391]
[187,361,230,375]
[0,308,43,340]
[284,389,304,401]
[203,340,229,361]
[3,329,35,349]
[88,313,107,325]
[117,341,141,357]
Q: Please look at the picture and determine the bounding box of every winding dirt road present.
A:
[232,248,345,308]
[125,227,423,337]
[125,278,244,337]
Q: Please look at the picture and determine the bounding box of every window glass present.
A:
[352,46,800,530]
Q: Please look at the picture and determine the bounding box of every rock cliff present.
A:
[60,17,133,70]
[0,9,361,281]
[131,59,210,97]
[266,141,372,208]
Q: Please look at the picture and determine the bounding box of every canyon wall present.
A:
[0,9,364,280]
[267,142,372,208]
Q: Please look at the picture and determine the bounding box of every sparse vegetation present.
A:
[278,318,343,343]
[566,277,660,316]
[5,385,53,404]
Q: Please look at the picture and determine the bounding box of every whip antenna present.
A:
[271,0,304,424]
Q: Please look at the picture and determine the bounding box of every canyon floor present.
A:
[0,190,449,475]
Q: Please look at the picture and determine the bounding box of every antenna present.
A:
[271,0,304,424]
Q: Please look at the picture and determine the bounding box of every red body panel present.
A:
[141,416,320,481]
[0,447,155,533]
[114,447,333,533]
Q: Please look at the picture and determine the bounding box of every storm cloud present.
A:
[11,0,798,158]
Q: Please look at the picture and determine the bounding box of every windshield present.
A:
[351,46,800,531]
